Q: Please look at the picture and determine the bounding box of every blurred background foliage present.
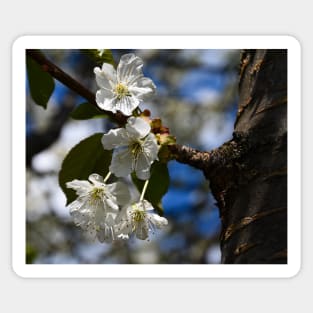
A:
[26,49,239,264]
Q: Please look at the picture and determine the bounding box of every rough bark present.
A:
[210,50,287,263]
[172,49,287,263]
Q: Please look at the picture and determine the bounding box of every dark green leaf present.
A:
[26,54,55,109]
[59,133,112,205]
[131,161,170,215]
[70,102,108,120]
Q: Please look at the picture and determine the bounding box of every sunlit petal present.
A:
[101,128,129,150]
[115,95,139,116]
[117,53,144,84]
[126,117,151,138]
[95,89,116,112]
[95,54,155,115]
[128,77,156,100]
[66,179,91,196]
[94,63,117,88]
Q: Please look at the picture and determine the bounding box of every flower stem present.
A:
[104,172,112,183]
[140,179,150,201]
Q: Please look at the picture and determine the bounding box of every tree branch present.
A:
[168,144,211,171]
[27,49,218,173]
[26,49,127,125]
[169,132,251,180]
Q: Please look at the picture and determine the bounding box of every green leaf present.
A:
[26,54,55,109]
[59,133,112,205]
[70,102,108,120]
[97,49,115,66]
[131,161,170,215]
[81,49,115,67]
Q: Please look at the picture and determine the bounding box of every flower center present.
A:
[131,206,146,222]
[130,141,143,159]
[90,187,104,202]
[114,83,131,99]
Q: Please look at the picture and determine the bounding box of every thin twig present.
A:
[27,49,211,171]
[26,49,126,125]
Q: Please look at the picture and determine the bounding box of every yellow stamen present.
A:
[131,141,143,158]
[114,83,131,99]
[131,205,146,222]
[90,187,104,204]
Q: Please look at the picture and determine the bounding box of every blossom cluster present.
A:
[66,53,168,242]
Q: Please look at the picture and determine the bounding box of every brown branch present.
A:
[27,49,216,172]
[168,135,248,176]
[168,144,211,171]
[26,49,127,125]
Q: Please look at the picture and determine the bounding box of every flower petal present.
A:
[140,200,154,212]
[69,198,94,227]
[148,213,168,228]
[115,96,140,116]
[101,128,129,150]
[117,54,144,84]
[95,89,116,113]
[126,117,151,139]
[105,198,119,212]
[107,181,131,206]
[114,208,132,237]
[88,173,104,185]
[143,133,159,162]
[67,196,86,214]
[105,213,117,226]
[97,215,120,243]
[94,63,117,89]
[109,147,133,177]
[94,201,107,228]
[114,206,128,224]
[115,220,132,238]
[135,152,151,180]
[66,179,91,196]
[134,220,149,240]
[134,134,159,180]
[128,77,156,100]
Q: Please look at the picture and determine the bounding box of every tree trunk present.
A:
[28,48,288,264]
[207,49,287,263]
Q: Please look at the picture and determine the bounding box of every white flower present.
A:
[94,53,156,116]
[102,117,159,180]
[66,173,130,242]
[116,200,168,240]
[96,213,128,243]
